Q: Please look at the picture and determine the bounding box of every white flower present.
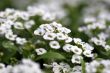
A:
[19,12,29,20]
[95,22,106,29]
[49,41,60,49]
[0,27,6,35]
[63,44,73,52]
[51,22,62,28]
[0,63,5,69]
[91,37,106,46]
[98,32,108,40]
[78,27,87,32]
[104,45,110,50]
[83,50,93,57]
[86,60,100,73]
[24,20,35,29]
[52,67,61,73]
[13,59,43,73]
[56,33,67,40]
[27,6,45,16]
[103,69,110,73]
[43,32,56,40]
[5,32,17,41]
[73,38,82,44]
[71,66,82,73]
[70,46,82,55]
[59,27,71,34]
[35,48,47,55]
[65,37,72,43]
[16,37,27,45]
[84,16,96,23]
[52,62,71,73]
[42,13,55,21]
[1,23,11,30]
[52,62,61,73]
[5,20,14,26]
[5,29,13,34]
[82,43,94,50]
[34,28,45,36]
[52,62,59,67]
[0,59,43,73]
[14,22,24,29]
[71,55,83,64]
[60,62,70,73]
[42,24,54,32]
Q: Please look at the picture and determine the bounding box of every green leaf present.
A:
[2,41,17,49]
[36,51,65,60]
[2,41,17,60]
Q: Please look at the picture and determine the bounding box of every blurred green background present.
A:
[0,0,36,10]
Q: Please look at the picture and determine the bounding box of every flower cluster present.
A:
[34,22,71,39]
[78,8,110,51]
[0,0,110,73]
[0,59,43,73]
[34,22,71,50]
[34,22,94,64]
[71,38,94,64]
[44,62,82,73]
[0,8,35,45]
[86,59,110,73]
[51,62,71,73]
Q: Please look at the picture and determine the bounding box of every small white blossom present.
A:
[82,43,94,50]
[35,48,47,55]
[0,63,5,69]
[51,62,71,73]
[98,32,108,41]
[71,66,82,73]
[49,41,60,49]
[5,32,17,41]
[34,28,45,36]
[27,6,45,16]
[52,62,61,73]
[104,45,110,50]
[16,37,27,45]
[70,46,82,55]
[60,62,71,73]
[1,23,11,30]
[56,33,67,40]
[65,37,72,43]
[19,12,29,20]
[83,50,93,57]
[71,55,83,64]
[41,24,54,32]
[24,20,35,29]
[13,59,43,73]
[43,32,56,40]
[73,38,82,45]
[51,22,62,28]
[14,22,24,29]
[91,37,106,47]
[58,27,71,34]
[42,13,55,21]
[0,27,7,35]
[63,44,73,52]
[84,16,96,23]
